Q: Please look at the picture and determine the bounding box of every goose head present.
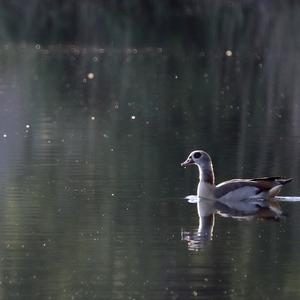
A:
[181,150,215,184]
[181,150,212,167]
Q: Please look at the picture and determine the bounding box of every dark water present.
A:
[0,44,300,300]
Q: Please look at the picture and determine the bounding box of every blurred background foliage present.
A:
[0,0,297,51]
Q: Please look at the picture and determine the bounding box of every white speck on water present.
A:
[3,134,7,138]
[110,148,114,152]
[87,73,94,80]
[193,291,198,297]
[91,116,95,120]
[225,50,233,56]
[103,133,109,138]
[174,75,179,79]
[25,124,30,128]
[131,115,136,120]
[111,193,115,196]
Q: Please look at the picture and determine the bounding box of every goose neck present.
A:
[198,164,215,185]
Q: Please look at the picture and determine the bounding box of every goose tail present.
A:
[277,178,293,185]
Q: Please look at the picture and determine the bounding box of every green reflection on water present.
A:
[0,43,299,299]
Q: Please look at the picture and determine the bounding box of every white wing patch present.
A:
[217,186,260,203]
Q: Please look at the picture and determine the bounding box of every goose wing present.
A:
[215,177,291,219]
[215,177,292,200]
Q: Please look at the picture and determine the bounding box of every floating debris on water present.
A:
[3,134,7,138]
[131,115,136,120]
[225,50,233,57]
[87,72,95,79]
[91,116,95,120]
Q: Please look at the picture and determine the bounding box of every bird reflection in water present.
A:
[181,214,215,251]
[181,195,294,251]
[181,197,216,251]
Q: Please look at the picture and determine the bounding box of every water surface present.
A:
[0,45,299,299]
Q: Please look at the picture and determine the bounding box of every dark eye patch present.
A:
[193,152,202,159]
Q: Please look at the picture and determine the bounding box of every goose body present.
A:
[182,150,292,219]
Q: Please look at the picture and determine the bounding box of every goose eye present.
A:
[193,152,202,159]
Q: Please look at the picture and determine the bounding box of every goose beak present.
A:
[181,157,194,167]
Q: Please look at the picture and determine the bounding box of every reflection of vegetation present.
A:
[0,44,299,298]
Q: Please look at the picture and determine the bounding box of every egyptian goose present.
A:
[181,150,292,220]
